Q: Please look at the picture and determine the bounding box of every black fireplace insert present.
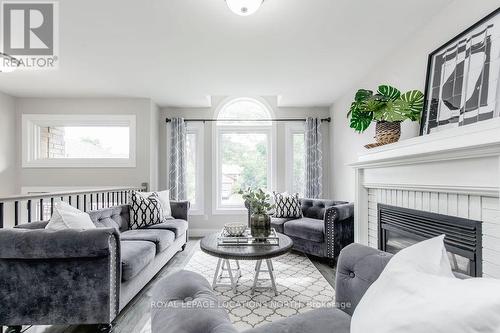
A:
[378,204,482,277]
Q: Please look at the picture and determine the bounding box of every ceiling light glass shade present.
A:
[226,0,264,16]
[0,53,19,73]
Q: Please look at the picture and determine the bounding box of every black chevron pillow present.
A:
[128,191,164,229]
[273,192,302,218]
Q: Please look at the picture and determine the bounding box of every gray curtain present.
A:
[305,117,323,198]
[168,118,187,200]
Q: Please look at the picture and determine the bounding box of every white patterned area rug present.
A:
[184,246,336,331]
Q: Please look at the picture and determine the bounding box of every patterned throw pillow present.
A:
[129,191,164,230]
[273,192,302,218]
[136,190,173,220]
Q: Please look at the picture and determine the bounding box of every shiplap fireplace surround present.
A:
[351,118,500,278]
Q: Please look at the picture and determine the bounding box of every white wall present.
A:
[160,96,331,235]
[0,91,18,195]
[330,0,500,202]
[149,101,160,191]
[16,98,160,191]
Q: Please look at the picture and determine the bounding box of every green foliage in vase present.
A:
[237,187,274,215]
[347,85,424,133]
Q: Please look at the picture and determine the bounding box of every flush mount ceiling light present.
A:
[0,52,20,73]
[225,0,264,16]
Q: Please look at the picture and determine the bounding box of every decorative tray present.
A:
[217,228,279,246]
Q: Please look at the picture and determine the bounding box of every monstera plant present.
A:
[347,85,424,146]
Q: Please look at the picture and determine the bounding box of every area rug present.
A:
[183,245,336,331]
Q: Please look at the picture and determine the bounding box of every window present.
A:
[286,123,305,197]
[217,98,272,125]
[22,114,136,167]
[39,126,129,159]
[185,122,204,213]
[215,98,274,211]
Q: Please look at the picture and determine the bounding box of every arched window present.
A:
[217,98,272,125]
[215,98,274,210]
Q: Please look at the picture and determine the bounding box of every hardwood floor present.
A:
[12,239,336,333]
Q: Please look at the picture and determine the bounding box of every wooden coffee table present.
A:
[200,232,293,295]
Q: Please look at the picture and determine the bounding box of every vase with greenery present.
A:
[238,188,274,241]
[347,85,424,145]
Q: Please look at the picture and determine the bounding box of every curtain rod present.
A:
[165,117,331,123]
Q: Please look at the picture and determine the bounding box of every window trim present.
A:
[185,122,205,215]
[212,97,276,214]
[22,114,137,168]
[285,122,305,196]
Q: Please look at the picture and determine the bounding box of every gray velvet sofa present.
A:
[0,201,189,332]
[271,199,354,265]
[151,243,393,333]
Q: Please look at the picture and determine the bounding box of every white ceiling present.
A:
[0,0,454,107]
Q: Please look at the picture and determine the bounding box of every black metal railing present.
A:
[0,183,148,229]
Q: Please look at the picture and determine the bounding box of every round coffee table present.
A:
[200,232,293,295]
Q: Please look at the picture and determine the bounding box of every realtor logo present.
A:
[1,1,59,70]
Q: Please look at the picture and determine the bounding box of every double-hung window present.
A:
[22,114,136,168]
[286,123,305,197]
[214,98,274,212]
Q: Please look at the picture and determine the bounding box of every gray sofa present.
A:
[151,243,393,333]
[271,199,354,265]
[0,201,189,332]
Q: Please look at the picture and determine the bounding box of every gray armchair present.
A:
[271,199,354,265]
[151,243,393,333]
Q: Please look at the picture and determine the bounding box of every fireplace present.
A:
[378,204,482,277]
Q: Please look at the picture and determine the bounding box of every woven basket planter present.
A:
[375,121,401,145]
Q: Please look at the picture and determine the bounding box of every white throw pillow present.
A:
[351,235,500,333]
[154,190,172,219]
[137,190,172,220]
[45,201,96,230]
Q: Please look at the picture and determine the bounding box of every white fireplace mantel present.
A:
[351,117,500,169]
[350,119,500,274]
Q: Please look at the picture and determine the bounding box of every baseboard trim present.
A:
[189,229,220,237]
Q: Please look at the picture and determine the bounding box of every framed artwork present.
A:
[420,7,500,135]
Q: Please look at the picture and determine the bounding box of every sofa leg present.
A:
[5,326,22,333]
[181,232,188,251]
[97,323,113,333]
[328,258,336,268]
